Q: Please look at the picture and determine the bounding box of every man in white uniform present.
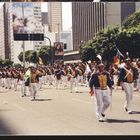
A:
[119,58,137,114]
[89,63,113,122]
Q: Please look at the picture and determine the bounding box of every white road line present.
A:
[72,98,93,104]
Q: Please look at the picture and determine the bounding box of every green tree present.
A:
[18,50,39,64]
[2,59,13,67]
[80,26,120,62]
[122,10,140,29]
[18,52,23,62]
[38,45,51,65]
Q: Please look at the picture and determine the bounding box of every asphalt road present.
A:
[0,83,140,135]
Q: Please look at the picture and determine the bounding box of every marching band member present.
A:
[30,67,39,101]
[5,68,12,89]
[54,66,62,89]
[11,68,18,91]
[18,68,26,97]
[68,65,79,93]
[136,61,140,92]
[36,67,44,90]
[89,63,113,122]
[77,65,84,86]
[0,68,6,87]
[61,66,68,88]
[119,58,138,114]
[110,64,119,91]
[46,66,54,86]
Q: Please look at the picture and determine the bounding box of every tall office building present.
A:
[106,2,135,27]
[4,3,14,60]
[72,2,106,51]
[48,2,62,41]
[0,4,5,60]
[72,2,136,51]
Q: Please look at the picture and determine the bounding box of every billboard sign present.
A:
[12,2,44,41]
[54,42,64,56]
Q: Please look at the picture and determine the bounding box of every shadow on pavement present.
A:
[106,119,140,123]
[34,99,52,101]
[131,111,140,114]
[0,109,13,112]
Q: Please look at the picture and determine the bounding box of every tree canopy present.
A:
[18,45,51,65]
[80,10,140,62]
[122,10,140,29]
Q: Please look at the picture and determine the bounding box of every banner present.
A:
[13,3,35,34]
[54,42,64,56]
[12,2,44,41]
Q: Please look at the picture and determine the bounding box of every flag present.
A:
[114,47,124,65]
[116,47,124,58]
[38,57,43,65]
[114,55,120,65]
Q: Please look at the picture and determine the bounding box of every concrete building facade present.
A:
[0,4,5,60]
[48,2,62,42]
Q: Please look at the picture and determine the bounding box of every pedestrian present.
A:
[89,63,113,122]
[54,66,62,89]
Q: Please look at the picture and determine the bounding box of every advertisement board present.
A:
[12,2,44,41]
[54,42,64,56]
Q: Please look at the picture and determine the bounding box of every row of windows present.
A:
[72,2,105,51]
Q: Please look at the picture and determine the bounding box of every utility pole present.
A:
[22,3,25,68]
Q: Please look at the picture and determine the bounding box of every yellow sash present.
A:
[126,70,133,83]
[98,74,107,89]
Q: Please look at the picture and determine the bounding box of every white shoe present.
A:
[97,114,104,122]
[98,118,104,122]
[128,110,133,114]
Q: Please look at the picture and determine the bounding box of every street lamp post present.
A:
[22,3,25,69]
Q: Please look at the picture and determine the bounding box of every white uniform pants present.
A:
[5,78,12,89]
[70,78,78,92]
[0,78,4,87]
[47,75,53,85]
[113,75,118,90]
[78,75,84,86]
[122,82,133,111]
[20,80,26,96]
[94,89,111,119]
[30,83,37,99]
[1,78,6,87]
[55,79,61,89]
[12,78,18,91]
[62,76,68,87]
[136,75,140,91]
[39,77,43,89]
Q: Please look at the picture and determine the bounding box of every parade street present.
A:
[0,84,140,135]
